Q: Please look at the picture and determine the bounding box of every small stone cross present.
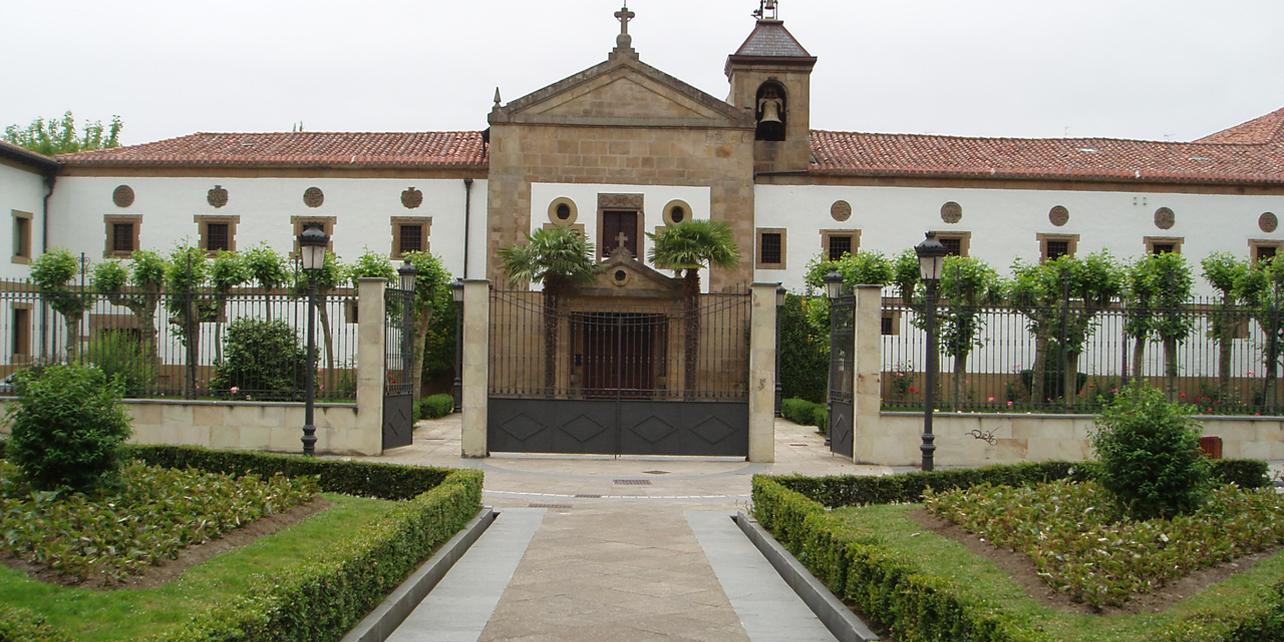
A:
[615,231,630,251]
[614,4,635,36]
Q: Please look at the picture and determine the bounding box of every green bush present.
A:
[6,364,132,492]
[772,461,1077,508]
[1092,383,1212,519]
[1211,458,1271,489]
[416,393,454,419]
[810,405,828,433]
[85,330,156,396]
[781,397,818,425]
[779,294,828,403]
[154,466,482,642]
[212,318,310,401]
[1159,579,1284,641]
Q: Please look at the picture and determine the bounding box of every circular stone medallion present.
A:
[1049,205,1069,227]
[831,200,852,222]
[940,201,963,224]
[1154,207,1175,230]
[1260,212,1278,233]
[303,187,325,208]
[401,187,423,209]
[112,185,135,208]
[207,185,228,208]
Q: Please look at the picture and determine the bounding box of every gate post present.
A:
[461,279,490,458]
[354,277,387,455]
[748,283,779,462]
[851,285,883,463]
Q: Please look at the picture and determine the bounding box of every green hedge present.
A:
[127,445,452,500]
[753,476,1047,641]
[416,393,455,420]
[781,397,828,433]
[0,605,71,642]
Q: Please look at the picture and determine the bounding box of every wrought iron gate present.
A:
[487,290,751,457]
[828,294,855,457]
[382,286,416,450]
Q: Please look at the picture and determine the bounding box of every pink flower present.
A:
[986,396,996,403]
[230,386,240,395]
[1249,371,1257,377]
[1179,391,1187,398]
[1007,400,1015,407]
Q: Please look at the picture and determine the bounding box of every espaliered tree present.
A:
[292,251,344,395]
[935,257,1003,409]
[93,250,168,364]
[242,244,288,321]
[1149,253,1195,400]
[209,251,248,365]
[165,245,211,398]
[1202,252,1248,401]
[1123,256,1161,381]
[1233,257,1284,410]
[31,249,94,361]
[648,220,740,399]
[499,226,599,396]
[1009,252,1123,406]
[400,251,450,402]
[803,250,896,344]
[4,111,122,155]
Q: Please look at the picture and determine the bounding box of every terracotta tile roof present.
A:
[0,140,58,171]
[809,129,1284,186]
[1196,108,1284,145]
[56,131,487,169]
[730,20,812,59]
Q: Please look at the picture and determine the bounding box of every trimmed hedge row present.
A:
[127,444,452,500]
[0,605,71,642]
[416,393,455,420]
[755,457,1280,641]
[781,397,828,433]
[773,458,1270,508]
[753,475,1047,641]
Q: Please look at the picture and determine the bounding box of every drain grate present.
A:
[613,479,652,486]
[529,503,572,509]
[641,470,670,475]
[789,443,809,447]
[574,494,602,498]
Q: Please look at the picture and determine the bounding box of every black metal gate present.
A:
[487,290,750,457]
[828,294,855,458]
[382,286,416,450]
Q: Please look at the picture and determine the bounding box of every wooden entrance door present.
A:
[601,210,639,257]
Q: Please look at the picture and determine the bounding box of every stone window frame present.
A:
[931,230,971,257]
[104,214,142,258]
[344,297,360,324]
[820,229,861,261]
[11,303,31,360]
[755,227,787,270]
[291,216,336,256]
[194,214,240,254]
[390,216,432,260]
[1249,239,1284,264]
[881,310,901,336]
[11,210,32,264]
[1144,236,1184,256]
[548,197,579,226]
[1037,233,1079,263]
[662,199,692,226]
[596,193,645,259]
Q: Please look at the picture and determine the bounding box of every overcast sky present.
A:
[3,0,1282,146]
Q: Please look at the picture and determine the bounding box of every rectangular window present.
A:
[932,231,971,258]
[756,228,787,269]
[11,305,30,359]
[291,216,336,256]
[11,210,31,264]
[1144,236,1183,255]
[1038,233,1079,263]
[112,223,134,252]
[828,235,852,260]
[196,215,239,254]
[390,217,431,259]
[206,223,230,252]
[1250,240,1283,264]
[104,215,141,258]
[820,230,861,262]
[600,211,639,258]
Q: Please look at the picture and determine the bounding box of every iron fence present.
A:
[0,280,359,402]
[882,292,1275,415]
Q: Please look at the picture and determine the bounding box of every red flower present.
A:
[908,386,919,394]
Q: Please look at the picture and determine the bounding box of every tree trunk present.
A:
[682,270,701,400]
[64,314,81,362]
[412,307,431,404]
[1029,333,1047,405]
[318,300,336,397]
[1217,315,1233,401]
[543,284,558,399]
[1064,351,1080,409]
[1163,337,1179,401]
[1131,337,1146,382]
[1265,332,1280,411]
[952,354,967,410]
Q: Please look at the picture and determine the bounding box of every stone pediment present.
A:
[578,246,683,299]
[490,53,754,130]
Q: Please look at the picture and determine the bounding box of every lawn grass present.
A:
[0,492,396,641]
[832,503,1284,642]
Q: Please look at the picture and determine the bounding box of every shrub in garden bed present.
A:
[781,397,828,433]
[0,460,318,584]
[416,393,454,419]
[924,479,1284,609]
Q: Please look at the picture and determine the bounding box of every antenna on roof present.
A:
[292,121,305,133]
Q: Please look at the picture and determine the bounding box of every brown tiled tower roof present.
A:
[1196,107,1284,145]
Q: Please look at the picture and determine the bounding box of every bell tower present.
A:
[726,1,817,174]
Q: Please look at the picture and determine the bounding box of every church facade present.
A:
[3,6,1284,296]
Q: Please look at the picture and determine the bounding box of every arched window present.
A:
[755,81,787,141]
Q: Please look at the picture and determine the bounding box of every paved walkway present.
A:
[361,418,886,641]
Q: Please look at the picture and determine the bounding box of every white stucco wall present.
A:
[753,184,1284,293]
[48,175,488,278]
[528,182,712,291]
[0,162,47,280]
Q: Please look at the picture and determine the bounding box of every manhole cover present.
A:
[614,479,652,486]
[642,470,670,475]
[529,503,572,509]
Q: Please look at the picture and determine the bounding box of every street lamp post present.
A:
[298,223,329,456]
[398,259,418,401]
[914,232,948,471]
[823,271,844,447]
[775,285,786,417]
[451,278,464,412]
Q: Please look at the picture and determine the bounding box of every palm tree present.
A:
[647,220,740,398]
[499,227,598,396]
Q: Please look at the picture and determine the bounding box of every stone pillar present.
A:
[461,279,490,458]
[353,277,387,456]
[748,283,778,462]
[851,285,883,463]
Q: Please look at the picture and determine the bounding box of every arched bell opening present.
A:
[755,81,788,141]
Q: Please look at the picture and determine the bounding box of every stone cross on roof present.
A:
[614,3,635,49]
